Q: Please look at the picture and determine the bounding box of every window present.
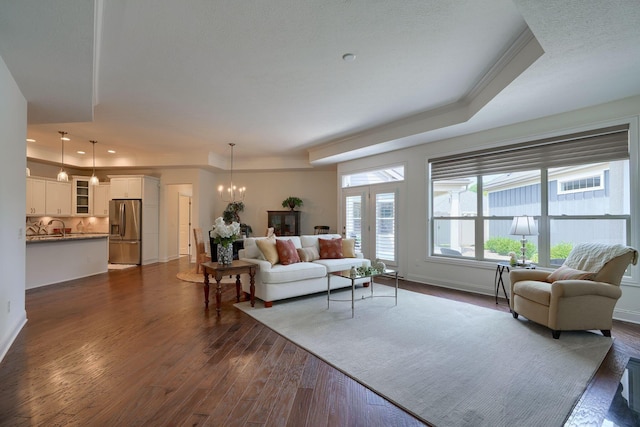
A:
[342,165,404,188]
[429,125,631,267]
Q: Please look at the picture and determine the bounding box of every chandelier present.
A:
[218,143,246,203]
[56,131,69,182]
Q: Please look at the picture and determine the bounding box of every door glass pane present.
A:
[345,195,362,251]
[432,177,477,216]
[375,192,395,262]
[548,160,629,215]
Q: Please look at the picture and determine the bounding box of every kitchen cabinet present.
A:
[26,177,46,216]
[93,184,110,216]
[267,210,300,236]
[110,177,142,199]
[72,177,91,216]
[45,181,71,216]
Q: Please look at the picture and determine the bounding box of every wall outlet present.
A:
[18,227,23,239]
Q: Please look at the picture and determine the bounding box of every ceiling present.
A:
[2,0,640,172]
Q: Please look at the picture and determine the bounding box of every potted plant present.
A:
[282,196,303,210]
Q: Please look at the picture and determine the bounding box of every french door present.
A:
[343,184,398,268]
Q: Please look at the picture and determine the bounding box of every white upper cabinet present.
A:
[45,181,72,216]
[110,177,142,199]
[26,177,46,216]
[93,184,110,217]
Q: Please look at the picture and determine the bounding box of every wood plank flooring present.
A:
[1,258,638,426]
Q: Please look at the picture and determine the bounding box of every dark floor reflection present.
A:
[604,358,640,427]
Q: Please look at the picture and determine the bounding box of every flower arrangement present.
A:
[508,251,517,267]
[210,217,240,247]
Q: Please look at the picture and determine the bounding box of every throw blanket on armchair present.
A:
[564,242,638,272]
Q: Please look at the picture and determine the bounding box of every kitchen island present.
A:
[26,234,109,289]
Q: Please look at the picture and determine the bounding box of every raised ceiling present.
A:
[1,0,640,172]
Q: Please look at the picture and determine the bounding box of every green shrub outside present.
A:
[551,242,573,260]
[485,237,536,259]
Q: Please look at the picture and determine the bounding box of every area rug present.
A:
[235,287,612,427]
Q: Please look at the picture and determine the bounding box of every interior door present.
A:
[343,184,399,268]
[178,194,191,256]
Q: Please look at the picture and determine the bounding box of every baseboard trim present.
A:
[613,308,640,325]
[0,311,27,363]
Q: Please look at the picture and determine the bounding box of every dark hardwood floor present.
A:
[1,258,638,426]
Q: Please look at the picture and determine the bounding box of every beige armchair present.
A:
[510,243,637,339]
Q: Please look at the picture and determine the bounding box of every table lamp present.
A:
[509,216,538,265]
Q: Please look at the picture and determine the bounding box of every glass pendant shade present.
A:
[57,131,69,182]
[89,140,99,186]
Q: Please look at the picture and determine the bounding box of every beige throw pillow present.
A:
[342,238,356,258]
[256,236,279,265]
[297,246,320,262]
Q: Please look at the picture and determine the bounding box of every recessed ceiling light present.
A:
[26,138,36,142]
[342,53,356,62]
[107,149,116,154]
[77,150,85,154]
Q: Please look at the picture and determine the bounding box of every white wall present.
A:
[0,54,28,361]
[338,95,640,324]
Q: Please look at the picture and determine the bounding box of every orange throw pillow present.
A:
[545,265,596,283]
[319,237,343,259]
[276,239,300,265]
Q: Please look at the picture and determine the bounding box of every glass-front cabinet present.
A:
[73,177,91,216]
[267,210,300,236]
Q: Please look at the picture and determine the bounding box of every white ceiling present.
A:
[2,0,640,172]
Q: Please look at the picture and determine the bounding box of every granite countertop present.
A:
[26,233,109,243]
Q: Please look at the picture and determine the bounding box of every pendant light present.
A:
[89,140,99,186]
[56,131,69,182]
[218,143,246,203]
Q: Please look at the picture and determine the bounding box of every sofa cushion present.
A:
[546,265,596,283]
[276,238,300,265]
[256,236,279,265]
[260,262,327,284]
[297,246,320,262]
[319,237,343,259]
[313,258,368,273]
[342,238,356,258]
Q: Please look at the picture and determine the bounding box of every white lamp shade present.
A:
[509,216,538,236]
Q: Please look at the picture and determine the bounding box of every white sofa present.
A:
[238,234,371,307]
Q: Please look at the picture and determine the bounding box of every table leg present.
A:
[351,278,355,318]
[216,277,222,316]
[249,269,255,307]
[494,266,500,304]
[235,274,241,303]
[203,271,210,308]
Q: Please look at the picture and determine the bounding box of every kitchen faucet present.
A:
[48,219,66,237]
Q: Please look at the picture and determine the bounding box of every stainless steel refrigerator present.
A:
[109,199,142,264]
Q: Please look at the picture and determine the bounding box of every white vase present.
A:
[217,243,234,265]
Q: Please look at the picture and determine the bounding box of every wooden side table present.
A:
[201,260,257,315]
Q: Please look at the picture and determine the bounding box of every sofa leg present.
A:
[264,301,273,308]
[552,330,561,339]
[362,282,370,288]
[601,329,612,337]
[511,311,518,319]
